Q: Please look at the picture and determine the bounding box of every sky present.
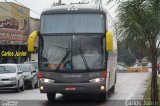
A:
[0,0,118,19]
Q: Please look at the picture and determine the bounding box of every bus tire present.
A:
[99,93,106,101]
[115,71,117,84]
[47,93,56,102]
[110,85,115,94]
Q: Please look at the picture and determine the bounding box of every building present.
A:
[29,17,40,61]
[0,2,30,63]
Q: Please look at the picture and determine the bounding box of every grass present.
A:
[144,76,160,106]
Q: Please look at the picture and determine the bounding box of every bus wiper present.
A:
[55,49,71,71]
[54,45,68,49]
[79,47,89,70]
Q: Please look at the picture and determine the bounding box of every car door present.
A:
[17,66,23,86]
[31,65,37,85]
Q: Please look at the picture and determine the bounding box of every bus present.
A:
[28,4,117,101]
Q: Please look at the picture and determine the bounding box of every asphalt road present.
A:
[0,72,150,106]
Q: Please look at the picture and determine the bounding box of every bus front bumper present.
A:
[39,82,106,94]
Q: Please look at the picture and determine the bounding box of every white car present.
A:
[0,64,24,92]
[19,64,38,89]
[116,65,127,73]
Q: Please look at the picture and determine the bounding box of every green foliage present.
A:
[118,41,136,65]
[118,35,149,65]
[118,0,160,102]
[118,0,160,56]
[118,38,148,65]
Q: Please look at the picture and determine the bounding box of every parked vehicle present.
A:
[18,64,38,89]
[23,61,38,72]
[116,65,127,73]
[0,64,24,92]
[28,4,117,101]
[127,62,149,72]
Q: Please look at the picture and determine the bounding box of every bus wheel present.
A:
[110,85,115,94]
[99,93,106,101]
[47,93,56,102]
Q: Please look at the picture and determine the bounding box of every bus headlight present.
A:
[89,78,105,83]
[40,78,55,83]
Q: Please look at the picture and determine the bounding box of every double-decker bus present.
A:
[28,4,117,101]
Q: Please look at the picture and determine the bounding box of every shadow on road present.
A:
[41,94,107,106]
[0,88,39,94]
[0,90,17,94]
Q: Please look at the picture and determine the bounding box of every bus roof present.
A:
[41,4,106,15]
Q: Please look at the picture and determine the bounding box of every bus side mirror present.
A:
[106,31,113,51]
[28,31,39,52]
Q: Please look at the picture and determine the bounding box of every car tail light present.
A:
[38,71,42,78]
[102,70,107,78]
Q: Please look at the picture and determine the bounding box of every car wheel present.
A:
[35,83,38,88]
[30,80,35,89]
[35,81,39,88]
[47,93,56,102]
[20,83,25,91]
[15,82,20,92]
[110,85,115,94]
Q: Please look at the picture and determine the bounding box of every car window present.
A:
[24,61,38,69]
[0,65,16,73]
[19,65,32,72]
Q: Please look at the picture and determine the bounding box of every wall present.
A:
[0,2,30,45]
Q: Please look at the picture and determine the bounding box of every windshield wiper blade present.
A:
[54,45,68,50]
[79,47,89,70]
[55,49,71,71]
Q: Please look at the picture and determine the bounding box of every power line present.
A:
[13,0,40,15]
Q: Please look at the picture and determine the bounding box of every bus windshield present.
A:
[41,35,105,71]
[40,14,105,33]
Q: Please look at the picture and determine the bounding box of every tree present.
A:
[117,38,148,66]
[118,0,160,105]
[118,40,136,65]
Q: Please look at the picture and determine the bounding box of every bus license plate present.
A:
[65,87,76,91]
